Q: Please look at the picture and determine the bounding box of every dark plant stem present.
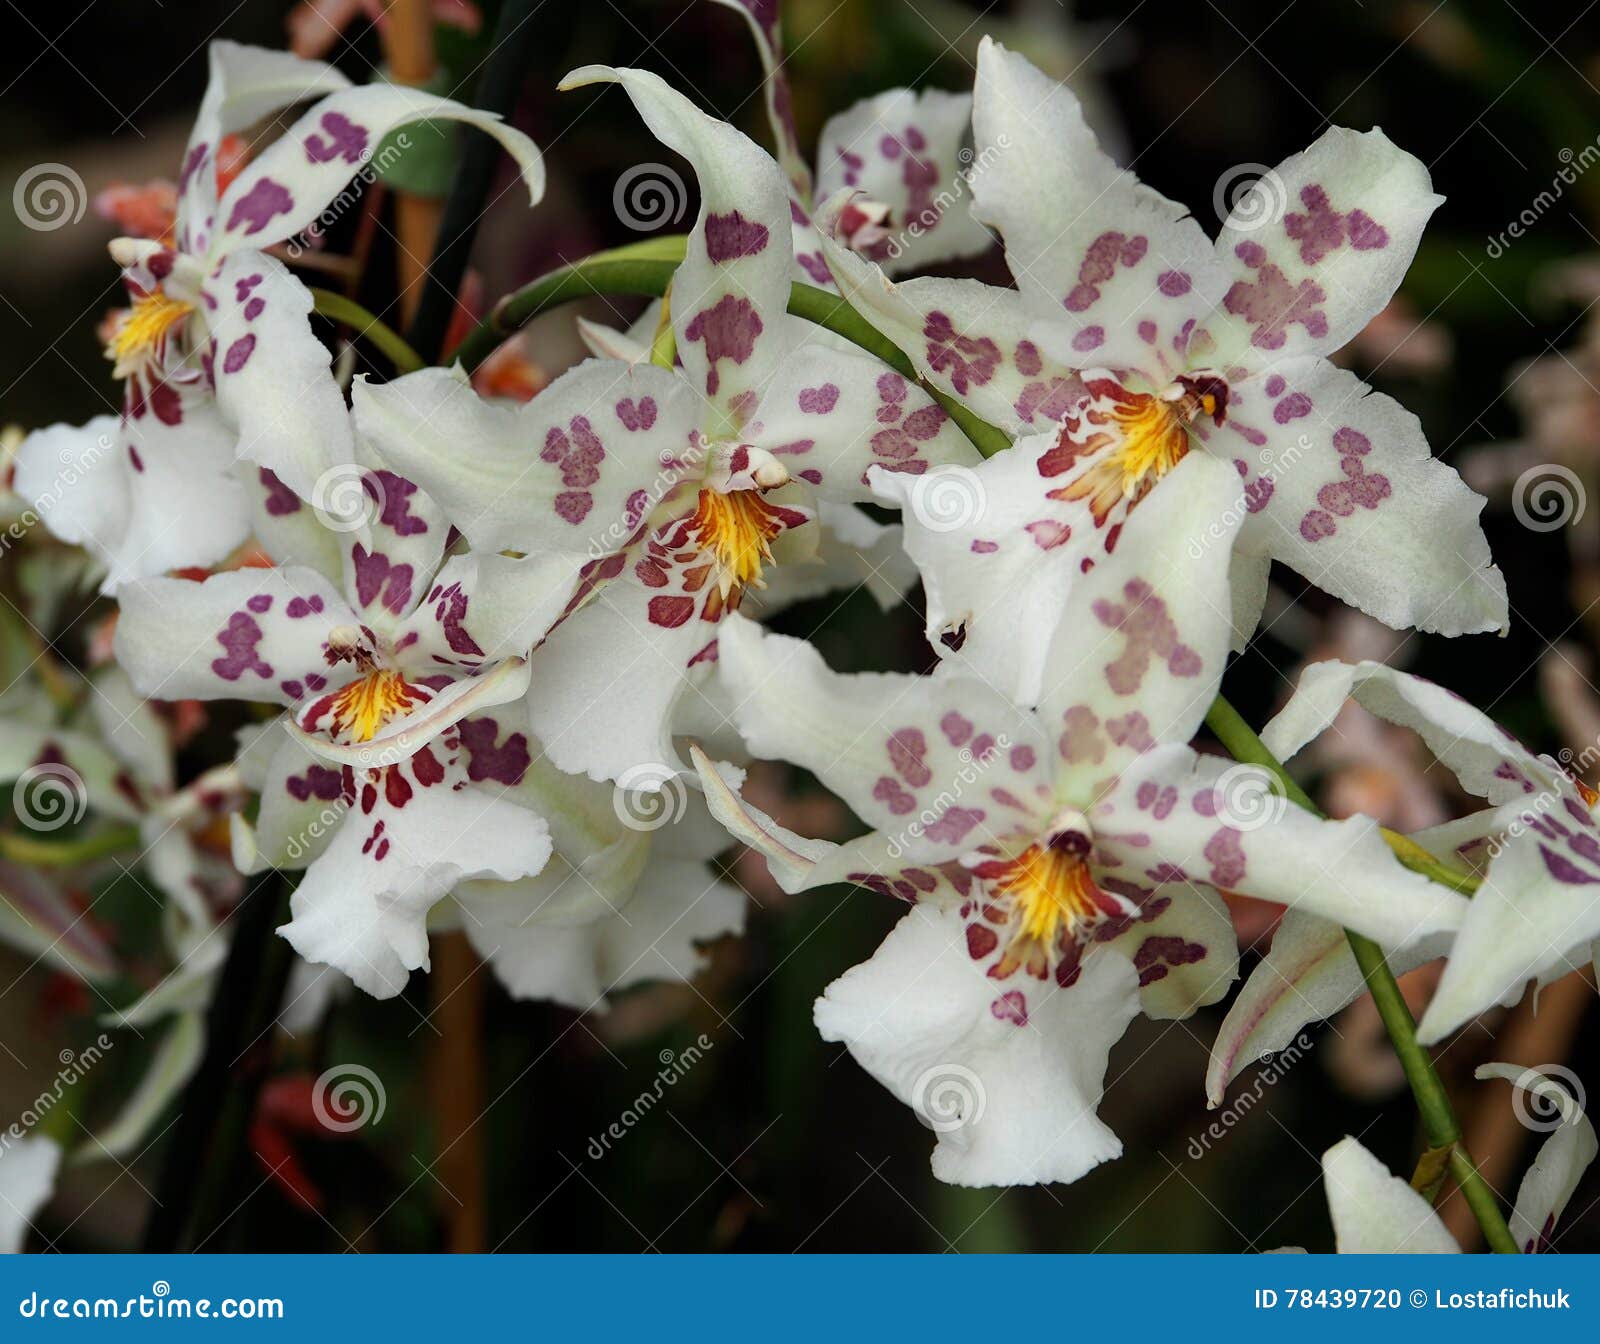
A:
[141,872,295,1252]
[407,0,541,365]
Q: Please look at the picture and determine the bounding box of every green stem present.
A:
[1204,695,1518,1254]
[0,825,141,867]
[450,243,1011,458]
[310,288,425,374]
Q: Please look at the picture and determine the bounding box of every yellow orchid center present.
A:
[317,668,428,743]
[981,820,1127,980]
[690,487,788,601]
[1049,372,1229,527]
[105,289,192,378]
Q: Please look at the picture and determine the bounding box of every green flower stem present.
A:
[0,825,141,867]
[310,288,425,374]
[450,242,1011,457]
[1204,695,1518,1254]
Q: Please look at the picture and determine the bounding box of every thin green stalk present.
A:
[310,288,425,373]
[450,243,1011,457]
[1204,695,1518,1254]
[0,825,141,867]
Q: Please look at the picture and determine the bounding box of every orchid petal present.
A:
[815,237,1085,435]
[175,41,351,251]
[1261,660,1558,804]
[1039,454,1241,779]
[89,1013,205,1162]
[750,346,979,502]
[814,903,1140,1187]
[203,250,355,499]
[705,0,812,199]
[0,1136,60,1254]
[1477,1063,1599,1253]
[564,65,790,424]
[971,37,1226,374]
[1205,910,1450,1106]
[1100,882,1238,1021]
[1225,360,1505,637]
[1212,128,1441,367]
[280,764,552,998]
[1096,744,1468,949]
[208,83,543,258]
[353,361,693,558]
[114,567,356,707]
[1321,1137,1459,1253]
[715,614,1056,862]
[1418,804,1600,1043]
[16,405,248,594]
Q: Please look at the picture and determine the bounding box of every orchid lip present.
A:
[286,656,531,768]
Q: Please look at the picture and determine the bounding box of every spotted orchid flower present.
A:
[15,40,543,591]
[818,37,1506,707]
[112,428,584,997]
[366,66,978,787]
[1304,1066,1594,1253]
[450,754,745,1011]
[1207,661,1600,1100]
[691,469,1466,1187]
[707,0,991,281]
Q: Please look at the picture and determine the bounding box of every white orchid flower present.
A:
[112,419,587,997]
[363,66,978,787]
[689,461,1466,1187]
[815,37,1505,707]
[14,39,544,592]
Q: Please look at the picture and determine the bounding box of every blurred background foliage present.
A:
[3,0,1600,1251]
